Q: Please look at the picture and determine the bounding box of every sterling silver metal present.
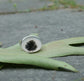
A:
[20,34,42,53]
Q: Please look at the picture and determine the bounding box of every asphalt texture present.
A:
[0,0,51,12]
[0,9,84,81]
[76,0,84,5]
[0,0,84,13]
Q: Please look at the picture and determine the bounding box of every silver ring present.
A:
[20,34,42,53]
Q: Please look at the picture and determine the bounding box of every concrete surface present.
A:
[0,0,51,12]
[76,0,84,5]
[0,0,84,13]
[0,9,84,81]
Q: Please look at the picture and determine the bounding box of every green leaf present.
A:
[0,52,77,72]
[0,37,84,72]
[0,63,4,69]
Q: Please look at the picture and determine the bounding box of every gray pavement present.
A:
[0,0,51,12]
[76,0,84,5]
[0,9,84,81]
[0,0,84,13]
